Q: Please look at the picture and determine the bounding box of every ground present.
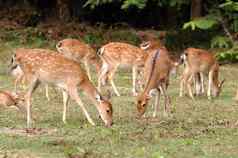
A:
[0,41,238,158]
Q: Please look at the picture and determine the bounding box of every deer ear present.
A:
[219,79,225,88]
[95,94,102,102]
[140,41,151,50]
[146,94,152,100]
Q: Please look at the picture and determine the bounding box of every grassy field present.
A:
[0,41,238,158]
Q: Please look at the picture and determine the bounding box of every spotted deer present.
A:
[139,40,164,51]
[97,42,148,96]
[137,47,176,117]
[11,48,113,127]
[179,53,204,97]
[9,50,53,101]
[180,48,225,99]
[56,38,101,80]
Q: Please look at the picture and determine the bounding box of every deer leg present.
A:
[179,75,185,97]
[160,83,171,117]
[193,73,201,96]
[193,75,197,95]
[207,71,213,99]
[68,86,95,126]
[200,72,205,94]
[45,84,50,101]
[180,67,189,97]
[25,77,40,128]
[84,60,91,81]
[14,77,20,92]
[108,65,120,96]
[153,88,161,117]
[137,68,144,91]
[62,90,69,124]
[98,63,109,92]
[132,66,137,96]
[187,74,194,99]
[14,73,24,92]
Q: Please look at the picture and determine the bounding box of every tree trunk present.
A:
[190,0,202,20]
[56,0,70,21]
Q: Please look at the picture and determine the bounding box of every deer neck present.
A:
[212,64,220,88]
[142,50,160,96]
[80,79,102,104]
[94,58,102,74]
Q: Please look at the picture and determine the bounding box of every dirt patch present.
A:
[0,127,57,137]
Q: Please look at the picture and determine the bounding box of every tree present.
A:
[190,0,202,19]
[56,0,71,21]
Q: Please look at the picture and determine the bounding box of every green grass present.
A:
[0,40,238,158]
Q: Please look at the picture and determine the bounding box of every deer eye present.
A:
[106,109,110,113]
[142,103,146,107]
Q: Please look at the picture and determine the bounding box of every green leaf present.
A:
[211,36,231,48]
[183,17,218,30]
[121,0,147,9]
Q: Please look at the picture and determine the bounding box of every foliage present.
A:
[104,29,140,45]
[211,36,232,48]
[121,0,147,9]
[182,0,238,64]
[216,45,238,63]
[219,0,238,12]
[182,0,238,31]
[183,16,218,30]
[84,0,190,9]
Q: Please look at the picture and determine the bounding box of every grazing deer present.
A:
[97,42,147,96]
[137,47,176,117]
[11,48,113,128]
[0,90,25,113]
[139,40,164,51]
[179,53,204,97]
[9,52,51,101]
[179,48,225,99]
[56,38,101,80]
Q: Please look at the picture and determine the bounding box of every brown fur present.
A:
[0,90,25,113]
[180,48,224,99]
[13,48,113,127]
[56,39,102,80]
[137,47,173,117]
[97,42,147,96]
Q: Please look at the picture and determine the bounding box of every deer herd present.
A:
[0,34,230,128]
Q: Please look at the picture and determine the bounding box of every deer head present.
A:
[95,94,113,127]
[136,94,151,117]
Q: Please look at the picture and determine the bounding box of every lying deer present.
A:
[56,38,101,80]
[0,90,25,113]
[180,48,225,99]
[137,47,177,117]
[97,42,147,96]
[11,48,113,127]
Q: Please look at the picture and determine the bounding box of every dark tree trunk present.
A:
[190,0,202,20]
[56,0,70,21]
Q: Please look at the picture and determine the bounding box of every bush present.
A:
[216,45,238,63]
